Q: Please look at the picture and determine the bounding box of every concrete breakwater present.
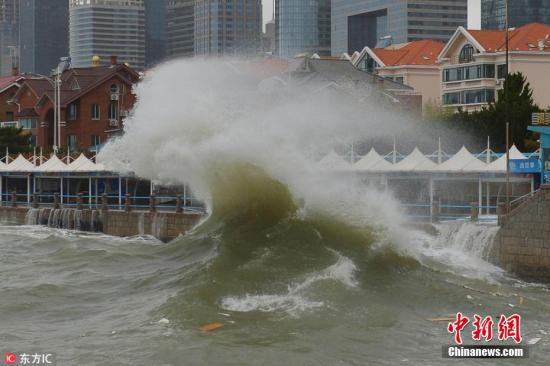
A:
[0,207,204,242]
[492,185,550,282]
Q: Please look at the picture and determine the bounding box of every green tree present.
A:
[0,127,34,154]
[424,72,539,152]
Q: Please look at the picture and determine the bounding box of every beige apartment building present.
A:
[349,23,550,113]
[352,39,445,109]
[437,23,550,111]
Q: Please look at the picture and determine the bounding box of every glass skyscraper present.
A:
[482,0,550,30]
[331,0,467,55]
[69,0,146,69]
[194,0,262,56]
[275,0,331,59]
[166,0,195,58]
[19,0,69,75]
[144,0,167,67]
[0,0,18,76]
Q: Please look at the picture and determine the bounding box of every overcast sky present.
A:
[262,0,482,31]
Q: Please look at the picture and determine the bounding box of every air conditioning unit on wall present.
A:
[108,119,118,127]
[111,93,119,101]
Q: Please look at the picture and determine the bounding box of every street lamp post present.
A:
[505,0,511,212]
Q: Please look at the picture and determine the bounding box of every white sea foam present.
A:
[405,221,504,279]
[221,250,357,316]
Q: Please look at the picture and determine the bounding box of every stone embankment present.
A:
[0,205,204,242]
[492,185,550,282]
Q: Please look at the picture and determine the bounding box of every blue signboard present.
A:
[509,158,541,173]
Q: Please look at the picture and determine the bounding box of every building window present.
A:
[110,84,119,94]
[443,89,495,105]
[68,103,78,121]
[108,102,118,120]
[91,135,101,147]
[67,135,77,150]
[6,111,14,121]
[91,104,100,120]
[19,118,37,129]
[395,76,404,84]
[459,44,475,63]
[497,64,507,79]
[443,64,495,82]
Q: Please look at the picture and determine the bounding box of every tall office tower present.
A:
[166,0,195,58]
[274,0,331,58]
[194,0,262,56]
[331,0,468,55]
[19,0,69,75]
[69,0,146,69]
[482,0,550,30]
[263,19,275,53]
[144,0,167,67]
[0,0,18,76]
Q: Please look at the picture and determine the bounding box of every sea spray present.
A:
[98,58,409,244]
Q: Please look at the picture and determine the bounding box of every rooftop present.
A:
[370,39,445,66]
[468,22,550,52]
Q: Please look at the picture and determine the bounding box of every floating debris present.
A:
[158,318,170,324]
[527,338,541,345]
[200,322,224,332]
[429,316,456,322]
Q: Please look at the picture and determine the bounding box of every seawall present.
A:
[0,207,204,242]
[492,185,550,282]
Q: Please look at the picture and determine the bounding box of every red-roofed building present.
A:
[352,39,445,109]
[438,23,550,111]
[9,58,140,151]
[0,75,25,126]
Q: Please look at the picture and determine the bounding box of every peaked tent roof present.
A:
[390,147,438,172]
[354,148,393,171]
[35,155,69,172]
[7,154,35,172]
[318,150,352,171]
[437,146,487,172]
[68,154,106,172]
[487,145,526,172]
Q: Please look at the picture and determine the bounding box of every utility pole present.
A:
[505,0,510,212]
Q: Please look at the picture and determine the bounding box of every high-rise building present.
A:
[274,0,331,58]
[144,0,167,67]
[262,19,275,53]
[482,0,550,30]
[0,0,18,76]
[194,0,262,56]
[19,0,69,75]
[331,0,468,55]
[69,0,146,69]
[166,0,195,58]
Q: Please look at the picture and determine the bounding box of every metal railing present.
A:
[0,192,206,214]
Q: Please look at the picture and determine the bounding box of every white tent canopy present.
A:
[354,148,393,171]
[390,148,437,172]
[35,155,69,172]
[487,145,526,172]
[318,150,352,171]
[68,154,106,172]
[6,154,35,172]
[437,146,487,172]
